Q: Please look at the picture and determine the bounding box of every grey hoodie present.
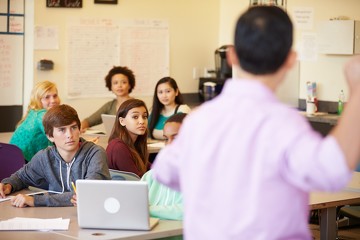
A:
[2,138,111,207]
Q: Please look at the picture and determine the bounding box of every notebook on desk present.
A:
[101,114,116,136]
[76,180,159,230]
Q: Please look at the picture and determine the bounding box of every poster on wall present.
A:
[47,0,82,8]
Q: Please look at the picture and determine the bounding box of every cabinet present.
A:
[317,20,360,55]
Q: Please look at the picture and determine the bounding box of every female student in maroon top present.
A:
[106,99,150,177]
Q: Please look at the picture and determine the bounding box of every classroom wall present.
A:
[219,0,360,102]
[26,0,360,124]
[32,0,220,120]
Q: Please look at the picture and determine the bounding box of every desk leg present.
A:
[319,207,337,240]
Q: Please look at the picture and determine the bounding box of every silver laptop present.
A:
[101,114,116,136]
[76,180,159,230]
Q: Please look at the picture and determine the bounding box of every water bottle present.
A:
[338,90,345,115]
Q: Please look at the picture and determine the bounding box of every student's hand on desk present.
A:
[71,194,77,206]
[0,183,12,198]
[10,194,34,208]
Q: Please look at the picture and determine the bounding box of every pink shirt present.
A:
[152,79,352,240]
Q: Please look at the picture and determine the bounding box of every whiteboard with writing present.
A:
[0,0,24,106]
[0,35,23,105]
[119,19,169,96]
[66,18,169,98]
[67,18,120,98]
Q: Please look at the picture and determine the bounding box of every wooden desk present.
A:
[0,190,182,240]
[309,172,360,240]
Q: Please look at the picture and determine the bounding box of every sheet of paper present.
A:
[0,217,70,231]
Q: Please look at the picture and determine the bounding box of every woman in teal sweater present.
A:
[142,113,187,220]
[10,81,60,162]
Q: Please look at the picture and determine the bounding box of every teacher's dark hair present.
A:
[234,6,293,75]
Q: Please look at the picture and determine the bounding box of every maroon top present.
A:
[106,139,144,177]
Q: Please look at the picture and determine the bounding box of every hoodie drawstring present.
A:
[59,157,76,193]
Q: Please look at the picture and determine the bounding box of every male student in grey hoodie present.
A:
[0,104,111,207]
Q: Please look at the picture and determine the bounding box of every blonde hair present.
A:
[17,81,60,126]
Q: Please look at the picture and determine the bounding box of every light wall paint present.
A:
[219,0,360,102]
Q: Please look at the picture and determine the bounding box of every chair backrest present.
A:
[109,169,140,181]
[0,142,25,181]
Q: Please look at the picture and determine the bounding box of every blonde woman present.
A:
[10,81,60,162]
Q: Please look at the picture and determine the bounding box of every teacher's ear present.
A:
[226,45,238,68]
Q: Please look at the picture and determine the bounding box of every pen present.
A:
[71,181,77,193]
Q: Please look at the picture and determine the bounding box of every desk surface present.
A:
[310,190,360,210]
[310,172,360,208]
[0,192,182,240]
[309,172,360,240]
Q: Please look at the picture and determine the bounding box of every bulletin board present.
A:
[66,18,169,98]
[0,0,24,106]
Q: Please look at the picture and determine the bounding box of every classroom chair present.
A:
[109,169,140,181]
[337,169,360,229]
[338,206,360,226]
[0,142,25,181]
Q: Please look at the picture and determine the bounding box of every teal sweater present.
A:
[141,170,183,220]
[10,109,50,162]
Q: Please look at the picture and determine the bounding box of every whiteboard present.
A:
[9,0,24,14]
[0,0,8,14]
[66,18,169,98]
[119,19,169,96]
[0,34,24,105]
[67,18,120,98]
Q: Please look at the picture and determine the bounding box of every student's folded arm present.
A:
[1,173,29,193]
[5,154,50,192]
[85,101,114,127]
[33,192,73,207]
[149,204,183,221]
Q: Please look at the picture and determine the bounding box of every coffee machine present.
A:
[198,45,232,101]
[214,45,232,79]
